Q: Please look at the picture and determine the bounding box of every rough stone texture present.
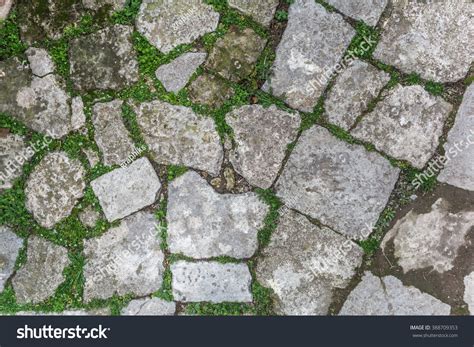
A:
[25,152,86,229]
[373,1,473,83]
[25,47,55,77]
[325,0,387,26]
[0,226,23,292]
[325,60,390,130]
[0,0,13,20]
[136,0,220,53]
[339,272,451,315]
[69,25,139,92]
[228,0,279,26]
[121,298,176,316]
[351,85,452,169]
[171,261,252,303]
[82,0,127,11]
[382,198,474,274]
[83,148,100,167]
[83,211,165,302]
[17,308,111,316]
[167,171,268,258]
[262,0,354,112]
[133,100,223,175]
[188,73,234,108]
[206,26,266,82]
[256,208,363,315]
[276,126,399,239]
[226,105,300,188]
[464,272,474,315]
[71,96,86,131]
[438,84,474,191]
[156,52,207,93]
[91,157,161,222]
[79,206,101,228]
[91,100,135,166]
[12,236,70,304]
[0,131,28,190]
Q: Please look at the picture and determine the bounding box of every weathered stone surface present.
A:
[382,198,474,274]
[121,298,176,316]
[133,100,223,175]
[438,84,474,191]
[91,157,161,222]
[12,236,70,304]
[374,1,473,83]
[17,308,111,316]
[262,0,354,112]
[25,47,55,77]
[325,60,390,130]
[325,0,387,26]
[167,171,268,258]
[464,272,474,315]
[257,208,363,315]
[351,85,452,169]
[83,148,100,168]
[226,105,300,188]
[0,0,13,20]
[0,226,23,292]
[25,152,86,228]
[340,272,451,315]
[171,261,252,303]
[228,0,279,26]
[0,131,28,190]
[79,206,101,228]
[188,73,234,108]
[156,52,206,92]
[82,0,127,11]
[276,126,399,239]
[71,96,86,131]
[206,26,266,82]
[83,211,165,302]
[136,0,220,53]
[69,25,139,91]
[92,100,135,166]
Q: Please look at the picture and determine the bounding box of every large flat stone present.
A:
[83,211,165,302]
[276,126,399,239]
[121,298,176,316]
[228,0,279,26]
[0,0,13,20]
[0,226,23,292]
[262,0,354,112]
[325,0,387,26]
[373,1,474,83]
[464,272,474,315]
[91,157,161,222]
[351,85,452,169]
[171,261,252,303]
[226,105,300,188]
[188,73,234,108]
[256,208,363,315]
[133,100,223,175]
[0,131,28,190]
[167,171,268,258]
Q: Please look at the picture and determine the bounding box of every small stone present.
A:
[256,208,363,315]
[228,0,279,26]
[12,236,70,304]
[206,26,266,82]
[464,272,474,315]
[82,0,127,12]
[25,47,55,77]
[69,25,139,91]
[83,211,165,302]
[210,178,222,188]
[276,126,399,239]
[188,73,234,108]
[0,226,23,292]
[223,167,235,190]
[121,298,176,316]
[171,261,252,303]
[263,0,354,112]
[167,171,268,258]
[133,100,223,175]
[83,148,100,167]
[227,105,300,188]
[325,0,388,26]
[351,85,452,169]
[0,0,13,20]
[339,272,451,315]
[91,157,161,222]
[25,152,86,228]
[79,206,101,228]
[0,131,28,190]
[71,96,86,131]
[325,60,390,130]
[156,52,207,93]
[136,0,220,53]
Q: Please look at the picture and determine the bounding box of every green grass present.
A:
[424,81,444,96]
[275,10,288,21]
[345,21,379,60]
[0,12,26,59]
[255,189,282,248]
[167,165,188,181]
[112,0,143,25]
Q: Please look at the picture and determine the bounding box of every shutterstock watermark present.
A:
[17,324,110,339]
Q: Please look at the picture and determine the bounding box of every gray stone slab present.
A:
[16,308,111,316]
[0,226,23,292]
[188,73,235,108]
[228,0,279,26]
[464,272,474,315]
[156,52,206,92]
[0,0,13,20]
[325,0,388,26]
[79,206,101,228]
[121,298,176,316]
[25,47,55,77]
[0,131,28,190]
[71,96,86,131]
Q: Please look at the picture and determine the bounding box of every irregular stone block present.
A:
[188,73,234,108]
[25,47,55,77]
[0,131,28,190]
[121,298,176,316]
[0,0,13,20]
[464,272,474,315]
[228,0,279,26]
[156,52,206,93]
[325,0,388,26]
[71,96,86,131]
[0,226,23,292]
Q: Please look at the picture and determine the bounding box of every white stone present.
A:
[0,226,23,292]
[0,132,28,190]
[25,47,55,77]
[228,0,279,26]
[71,96,86,131]
[121,298,176,316]
[464,272,474,315]
[156,52,206,92]
[325,0,388,26]
[0,0,13,20]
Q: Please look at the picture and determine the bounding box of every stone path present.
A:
[0,0,472,316]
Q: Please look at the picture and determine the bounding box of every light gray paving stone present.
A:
[79,206,101,228]
[155,52,206,92]
[25,151,86,228]
[167,171,268,258]
[262,0,354,112]
[0,131,28,190]
[12,236,70,304]
[276,126,399,239]
[0,0,13,20]
[83,211,165,302]
[16,308,111,316]
[228,0,279,26]
[256,208,363,315]
[325,0,388,26]
[171,261,252,303]
[25,47,55,77]
[464,272,474,315]
[351,85,452,169]
[91,157,161,222]
[82,0,127,11]
[226,104,300,188]
[187,73,235,108]
[71,96,86,131]
[136,0,220,53]
[0,226,23,292]
[121,298,176,316]
[373,0,474,83]
[83,148,100,168]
